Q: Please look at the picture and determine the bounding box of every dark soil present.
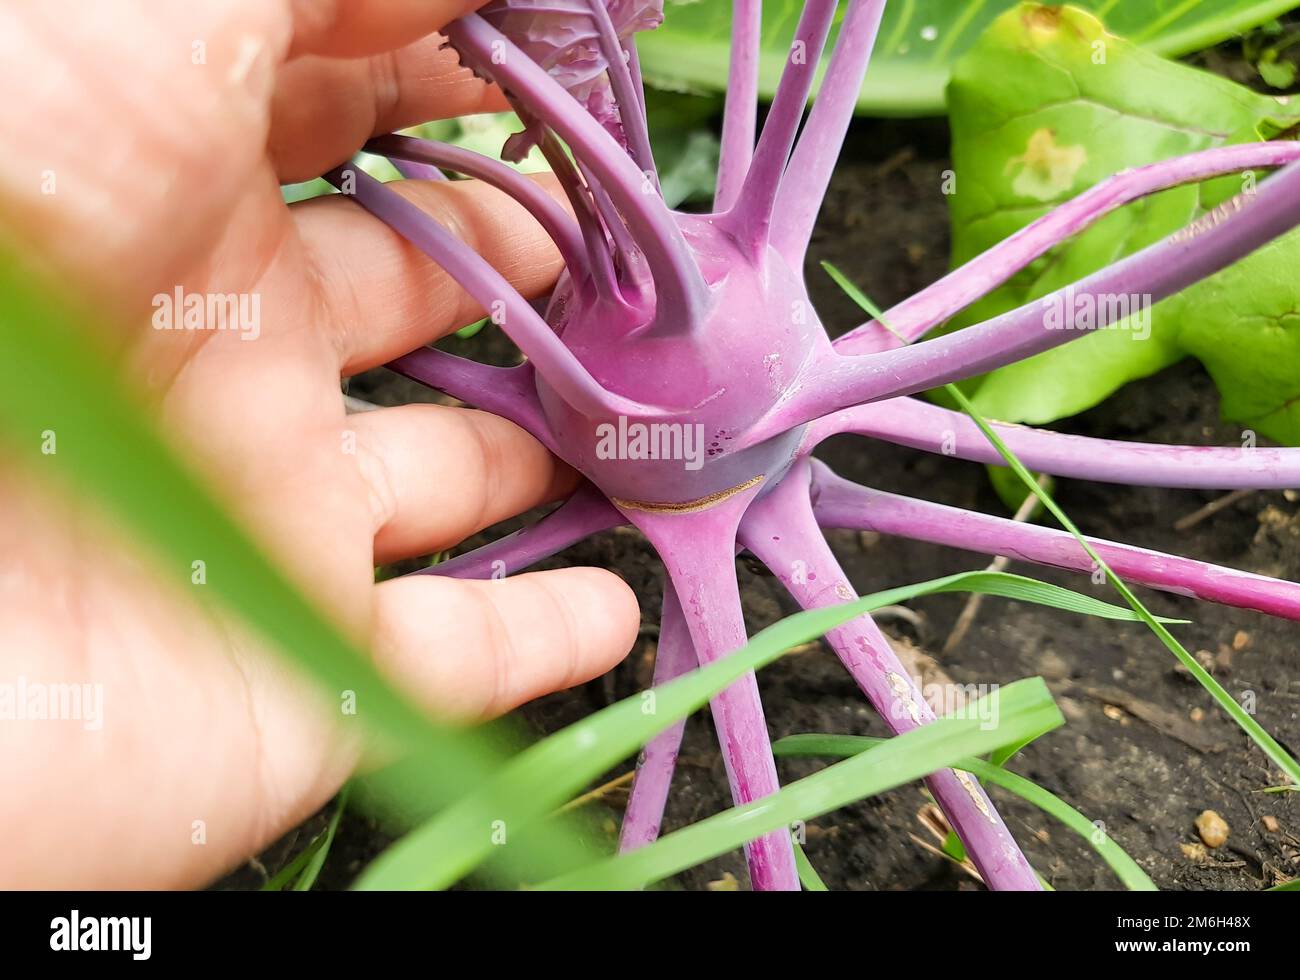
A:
[220,42,1300,893]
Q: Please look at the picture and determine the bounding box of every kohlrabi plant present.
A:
[326,0,1300,890]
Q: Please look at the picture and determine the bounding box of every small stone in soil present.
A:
[1262,815,1280,833]
[1195,809,1230,848]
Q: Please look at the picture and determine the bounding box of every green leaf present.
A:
[260,783,351,892]
[793,842,829,891]
[944,5,1300,444]
[354,570,1160,890]
[1258,56,1298,88]
[639,0,1299,116]
[988,733,1040,767]
[939,828,968,863]
[293,783,350,891]
[0,252,594,883]
[644,88,724,207]
[773,733,1158,890]
[261,832,328,892]
[0,259,452,752]
[455,317,489,341]
[536,678,1064,890]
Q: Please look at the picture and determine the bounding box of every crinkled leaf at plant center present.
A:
[943,4,1300,445]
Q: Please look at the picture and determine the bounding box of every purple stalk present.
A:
[727,0,837,251]
[771,0,887,266]
[619,485,799,890]
[625,37,646,118]
[585,0,659,182]
[532,128,626,304]
[619,580,696,852]
[355,3,1300,889]
[808,396,1300,489]
[775,158,1300,431]
[325,165,655,419]
[808,460,1300,621]
[420,482,623,580]
[388,346,555,452]
[447,14,707,325]
[739,460,1042,891]
[835,142,1300,354]
[574,155,643,272]
[369,134,590,284]
[389,157,446,182]
[713,0,762,212]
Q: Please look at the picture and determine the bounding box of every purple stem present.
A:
[585,0,659,183]
[835,142,1300,355]
[387,345,559,452]
[713,0,762,213]
[808,460,1300,621]
[620,486,799,890]
[574,155,643,275]
[625,37,646,119]
[326,165,657,419]
[619,580,696,852]
[369,134,590,285]
[447,14,707,325]
[771,0,887,267]
[727,0,836,251]
[739,460,1042,891]
[807,396,1300,490]
[532,128,625,305]
[776,158,1300,431]
[420,483,623,580]
[389,156,446,182]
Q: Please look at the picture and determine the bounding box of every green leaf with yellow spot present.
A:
[943,4,1300,445]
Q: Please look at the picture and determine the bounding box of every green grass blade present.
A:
[294,783,351,891]
[0,254,596,880]
[1268,878,1300,891]
[946,384,1300,787]
[988,734,1039,768]
[353,569,1177,890]
[261,834,328,892]
[0,258,459,753]
[793,842,829,892]
[536,678,1063,890]
[774,733,1157,891]
[822,262,1300,788]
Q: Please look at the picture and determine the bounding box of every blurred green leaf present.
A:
[0,252,595,882]
[644,88,723,207]
[640,0,1300,116]
[1259,55,1298,87]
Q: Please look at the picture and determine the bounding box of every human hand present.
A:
[0,0,639,888]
